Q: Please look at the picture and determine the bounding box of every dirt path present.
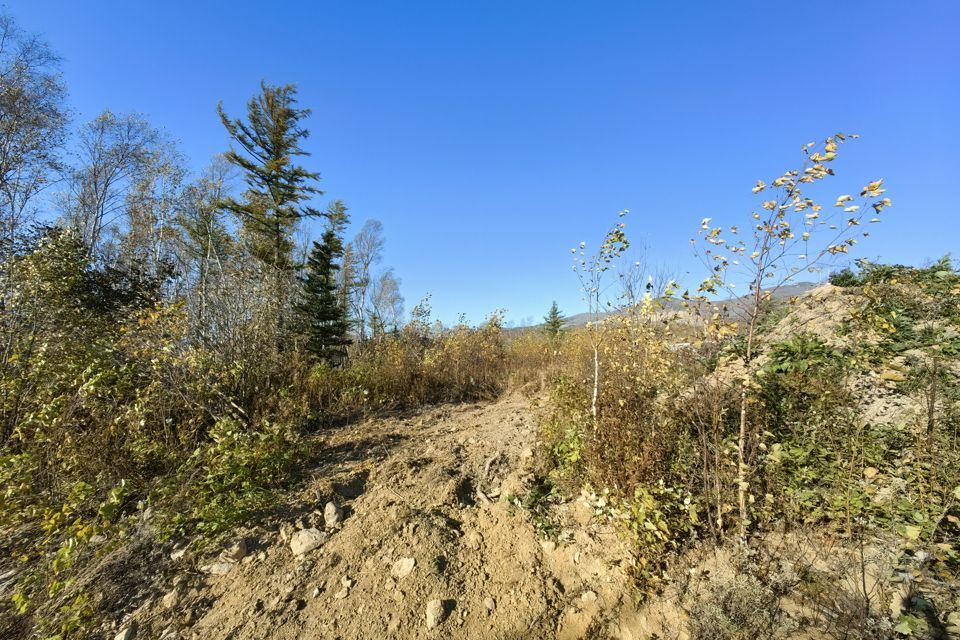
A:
[130,393,647,640]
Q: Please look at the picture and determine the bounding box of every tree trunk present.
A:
[591,343,599,430]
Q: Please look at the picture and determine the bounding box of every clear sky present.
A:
[6,1,959,325]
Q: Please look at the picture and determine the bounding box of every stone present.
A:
[334,587,349,599]
[324,501,344,528]
[162,589,180,609]
[484,597,496,612]
[864,466,879,479]
[200,562,234,576]
[391,557,416,579]
[222,539,247,562]
[425,598,447,629]
[170,547,187,562]
[580,590,598,604]
[290,528,328,556]
[114,623,137,640]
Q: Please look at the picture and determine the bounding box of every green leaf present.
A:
[893,620,912,635]
[903,525,922,540]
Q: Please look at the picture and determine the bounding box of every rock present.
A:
[484,597,496,612]
[324,501,344,528]
[391,557,416,579]
[169,547,187,562]
[114,623,137,640]
[520,448,534,460]
[222,539,247,562]
[341,576,354,588]
[290,528,328,556]
[581,590,598,604]
[162,589,180,609]
[864,466,880,479]
[334,587,349,599]
[425,598,448,629]
[159,627,179,640]
[200,562,234,576]
[467,532,483,549]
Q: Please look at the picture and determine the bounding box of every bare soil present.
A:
[128,393,646,640]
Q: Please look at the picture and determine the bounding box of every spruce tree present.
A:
[296,201,350,364]
[543,300,564,337]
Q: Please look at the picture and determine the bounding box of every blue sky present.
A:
[7,1,959,325]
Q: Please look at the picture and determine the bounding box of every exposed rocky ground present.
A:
[110,394,649,640]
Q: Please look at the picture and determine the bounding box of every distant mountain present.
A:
[527,281,820,331]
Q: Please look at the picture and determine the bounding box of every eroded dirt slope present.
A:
[129,394,640,640]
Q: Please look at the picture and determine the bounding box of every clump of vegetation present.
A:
[529,138,960,639]
[688,574,790,640]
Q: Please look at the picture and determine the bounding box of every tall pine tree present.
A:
[296,201,350,364]
[218,82,323,345]
[218,82,322,271]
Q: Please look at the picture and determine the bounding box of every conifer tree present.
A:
[296,201,350,364]
[543,300,565,337]
[217,82,322,329]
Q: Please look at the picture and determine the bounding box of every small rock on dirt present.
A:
[391,557,416,579]
[324,501,344,527]
[290,528,328,556]
[425,598,448,629]
[221,539,247,562]
[200,562,234,576]
[580,590,598,603]
[484,597,496,612]
[161,589,180,609]
[158,627,179,640]
[114,623,137,640]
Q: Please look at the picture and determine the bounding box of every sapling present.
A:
[572,211,630,428]
[691,133,891,541]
